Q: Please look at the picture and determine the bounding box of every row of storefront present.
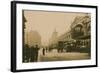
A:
[70,14,91,50]
[49,14,91,53]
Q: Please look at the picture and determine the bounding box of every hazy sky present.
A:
[24,10,87,45]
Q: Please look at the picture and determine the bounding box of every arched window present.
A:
[74,24,83,32]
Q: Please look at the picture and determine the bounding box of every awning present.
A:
[77,35,90,39]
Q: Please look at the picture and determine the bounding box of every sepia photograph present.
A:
[23,10,91,63]
[11,1,97,72]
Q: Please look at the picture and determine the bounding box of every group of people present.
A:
[23,44,40,63]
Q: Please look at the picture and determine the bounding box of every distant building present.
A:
[49,29,58,48]
[57,31,75,49]
[58,31,73,42]
[25,30,41,47]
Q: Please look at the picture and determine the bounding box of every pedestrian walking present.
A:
[23,44,30,62]
[30,46,35,62]
[42,48,45,56]
[34,45,40,62]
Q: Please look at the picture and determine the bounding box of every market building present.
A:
[70,14,91,51]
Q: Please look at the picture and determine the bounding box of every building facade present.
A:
[49,29,58,48]
[70,14,91,50]
[25,30,41,47]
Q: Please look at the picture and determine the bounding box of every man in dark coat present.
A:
[34,45,40,62]
[23,44,30,63]
[42,48,45,56]
[30,46,35,62]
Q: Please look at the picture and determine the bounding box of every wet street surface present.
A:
[38,49,90,62]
